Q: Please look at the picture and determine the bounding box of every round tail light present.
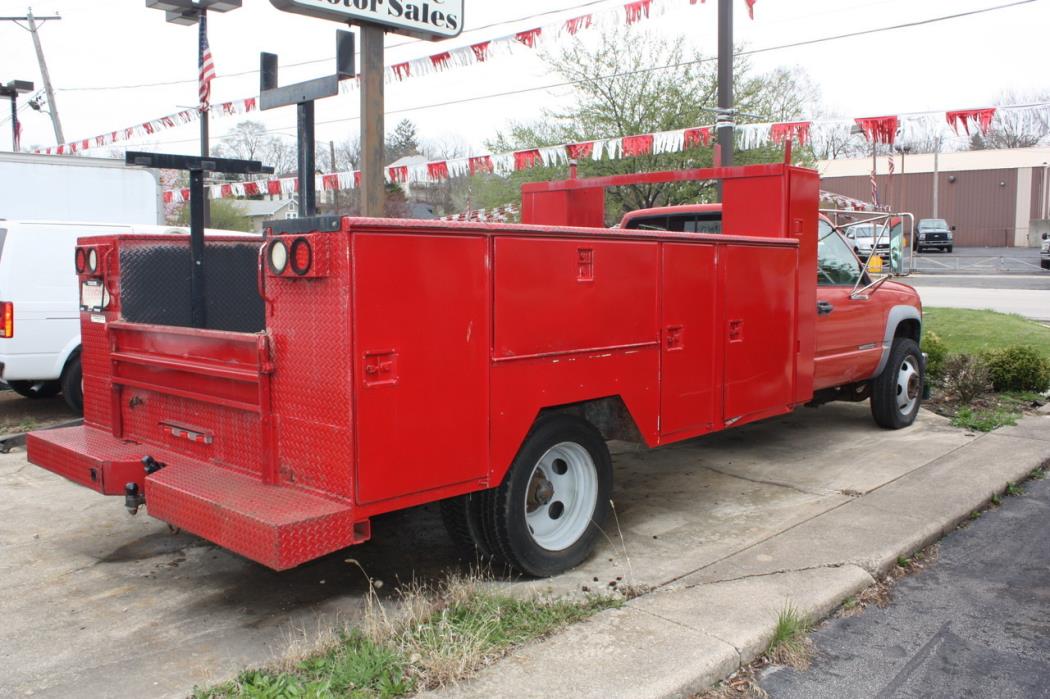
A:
[86,248,99,274]
[268,240,289,275]
[290,238,312,276]
[74,248,87,274]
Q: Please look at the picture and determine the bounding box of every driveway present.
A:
[907,247,1045,275]
[0,403,975,698]
[760,464,1050,698]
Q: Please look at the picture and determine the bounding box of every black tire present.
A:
[7,380,61,399]
[61,354,83,414]
[871,338,923,429]
[946,246,954,253]
[440,492,503,566]
[485,414,612,578]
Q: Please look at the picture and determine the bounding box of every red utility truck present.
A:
[27,163,924,577]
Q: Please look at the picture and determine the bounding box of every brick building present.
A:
[819,146,1050,247]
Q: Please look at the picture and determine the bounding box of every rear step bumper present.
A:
[27,425,368,571]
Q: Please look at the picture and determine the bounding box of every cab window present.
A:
[817,223,863,286]
[625,213,722,233]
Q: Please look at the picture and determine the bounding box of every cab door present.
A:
[814,224,884,389]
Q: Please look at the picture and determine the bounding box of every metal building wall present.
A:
[822,168,1022,247]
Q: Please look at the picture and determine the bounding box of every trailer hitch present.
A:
[125,456,167,515]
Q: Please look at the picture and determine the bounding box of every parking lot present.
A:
[907,246,1046,275]
[0,396,978,699]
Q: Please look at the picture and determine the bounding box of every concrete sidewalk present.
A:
[428,414,1050,699]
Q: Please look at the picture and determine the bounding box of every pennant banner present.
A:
[160,104,1050,204]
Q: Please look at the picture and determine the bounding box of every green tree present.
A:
[175,199,253,232]
[386,119,421,162]
[478,26,819,220]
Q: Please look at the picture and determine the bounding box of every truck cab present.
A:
[620,204,923,408]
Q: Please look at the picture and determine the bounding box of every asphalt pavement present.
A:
[760,470,1050,699]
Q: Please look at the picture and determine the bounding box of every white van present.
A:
[0,221,257,412]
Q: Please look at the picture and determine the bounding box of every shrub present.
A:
[942,354,991,403]
[921,331,948,378]
[983,346,1050,393]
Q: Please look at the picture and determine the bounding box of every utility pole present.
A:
[716,0,734,168]
[932,147,940,219]
[0,9,64,144]
[360,24,385,217]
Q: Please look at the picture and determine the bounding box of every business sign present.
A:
[270,0,463,40]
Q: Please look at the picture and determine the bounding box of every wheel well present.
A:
[538,396,644,444]
[895,319,921,343]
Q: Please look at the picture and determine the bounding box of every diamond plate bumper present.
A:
[28,425,367,571]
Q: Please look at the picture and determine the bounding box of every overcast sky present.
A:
[1,0,1047,159]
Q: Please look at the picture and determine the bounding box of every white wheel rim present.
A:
[897,355,920,415]
[524,441,598,552]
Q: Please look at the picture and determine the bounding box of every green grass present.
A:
[766,605,813,668]
[196,589,621,699]
[923,308,1050,360]
[950,407,1020,432]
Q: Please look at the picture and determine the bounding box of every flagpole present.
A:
[199,9,211,227]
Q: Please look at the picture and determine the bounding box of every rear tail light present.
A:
[0,302,12,338]
[290,237,312,276]
[74,248,87,274]
[86,248,99,274]
[268,240,289,275]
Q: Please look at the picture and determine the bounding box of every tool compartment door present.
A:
[352,232,490,505]
[722,244,798,422]
[659,242,720,438]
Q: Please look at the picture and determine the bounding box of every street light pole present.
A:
[145,1,242,226]
[0,80,34,151]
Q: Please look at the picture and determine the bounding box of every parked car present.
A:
[842,223,893,261]
[0,221,254,412]
[1042,232,1049,270]
[915,218,954,252]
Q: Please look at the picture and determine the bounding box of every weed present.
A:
[970,510,982,521]
[766,605,812,670]
[195,570,622,698]
[1030,467,1047,481]
[951,407,1019,432]
[895,555,910,568]
[1006,482,1024,497]
[991,493,1002,506]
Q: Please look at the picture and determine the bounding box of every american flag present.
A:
[198,10,216,112]
[870,168,878,207]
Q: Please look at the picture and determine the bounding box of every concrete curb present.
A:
[426,415,1050,699]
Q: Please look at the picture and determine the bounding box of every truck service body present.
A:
[27,163,925,576]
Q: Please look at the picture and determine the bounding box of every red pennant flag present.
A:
[392,62,411,80]
[854,116,899,145]
[564,14,593,34]
[515,28,542,48]
[770,121,811,145]
[469,156,494,175]
[430,52,453,71]
[388,165,409,183]
[621,134,654,156]
[566,142,595,159]
[946,108,996,136]
[684,127,713,148]
[625,0,653,24]
[470,42,491,62]
[513,149,543,170]
[427,161,450,181]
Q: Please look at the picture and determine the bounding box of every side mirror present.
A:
[1042,232,1049,241]
[846,231,855,239]
[951,225,957,231]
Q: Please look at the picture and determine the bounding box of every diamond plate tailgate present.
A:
[145,460,363,570]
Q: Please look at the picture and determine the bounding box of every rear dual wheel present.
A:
[440,414,612,577]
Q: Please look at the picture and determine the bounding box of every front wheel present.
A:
[485,414,612,577]
[871,338,923,429]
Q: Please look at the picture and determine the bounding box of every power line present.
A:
[54,0,630,93]
[71,0,1041,150]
